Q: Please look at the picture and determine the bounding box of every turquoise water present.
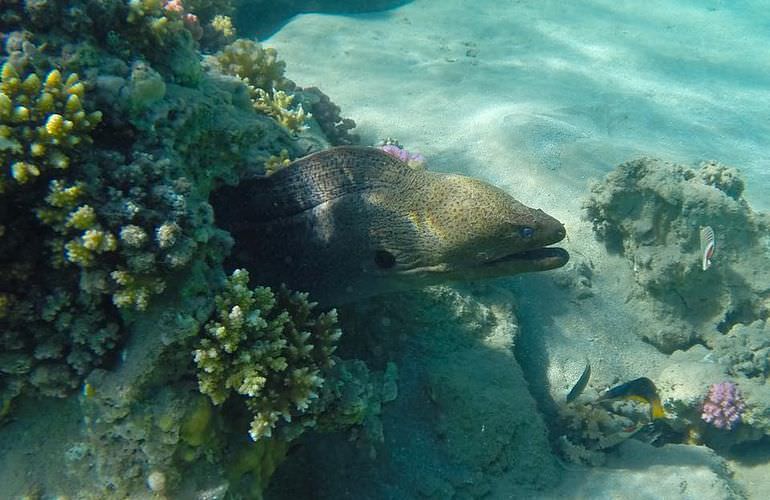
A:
[1,1,769,499]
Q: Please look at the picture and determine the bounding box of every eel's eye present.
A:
[374,250,396,269]
[520,226,535,238]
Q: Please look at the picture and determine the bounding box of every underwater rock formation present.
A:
[655,345,770,450]
[711,319,770,379]
[583,158,770,352]
[268,283,561,498]
[581,158,770,456]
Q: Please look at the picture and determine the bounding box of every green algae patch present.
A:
[180,395,214,448]
[226,438,289,500]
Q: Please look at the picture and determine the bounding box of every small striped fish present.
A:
[700,226,715,271]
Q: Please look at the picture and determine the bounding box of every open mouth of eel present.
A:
[484,247,570,270]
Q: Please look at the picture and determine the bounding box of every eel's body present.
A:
[213,146,568,305]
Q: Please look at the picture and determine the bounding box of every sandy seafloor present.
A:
[264,0,770,498]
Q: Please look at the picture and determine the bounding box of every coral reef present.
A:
[209,38,312,133]
[0,0,361,496]
[583,159,770,454]
[653,345,770,453]
[701,381,745,430]
[0,63,102,189]
[269,283,560,498]
[0,2,394,500]
[583,158,770,352]
[194,269,341,441]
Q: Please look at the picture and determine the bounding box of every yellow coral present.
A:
[193,269,341,441]
[110,269,166,310]
[64,229,116,267]
[211,15,235,38]
[65,205,96,230]
[265,149,291,176]
[252,88,309,133]
[81,229,117,252]
[0,63,102,187]
[214,39,293,92]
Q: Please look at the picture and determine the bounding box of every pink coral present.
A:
[701,381,745,430]
[164,0,184,13]
[378,144,425,168]
[162,0,202,40]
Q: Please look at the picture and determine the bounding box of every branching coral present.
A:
[252,87,308,132]
[264,148,291,176]
[213,39,294,93]
[212,39,309,133]
[0,62,102,190]
[33,153,209,311]
[194,269,341,441]
[0,60,117,400]
[702,381,746,430]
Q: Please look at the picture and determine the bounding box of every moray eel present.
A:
[213,146,569,305]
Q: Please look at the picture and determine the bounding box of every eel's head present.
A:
[377,173,569,285]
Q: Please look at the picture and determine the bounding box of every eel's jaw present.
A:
[400,246,570,284]
[483,246,570,274]
[484,247,569,271]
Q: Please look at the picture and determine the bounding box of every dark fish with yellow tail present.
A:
[597,377,665,420]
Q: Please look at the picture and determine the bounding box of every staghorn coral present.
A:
[0,62,102,190]
[194,269,341,441]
